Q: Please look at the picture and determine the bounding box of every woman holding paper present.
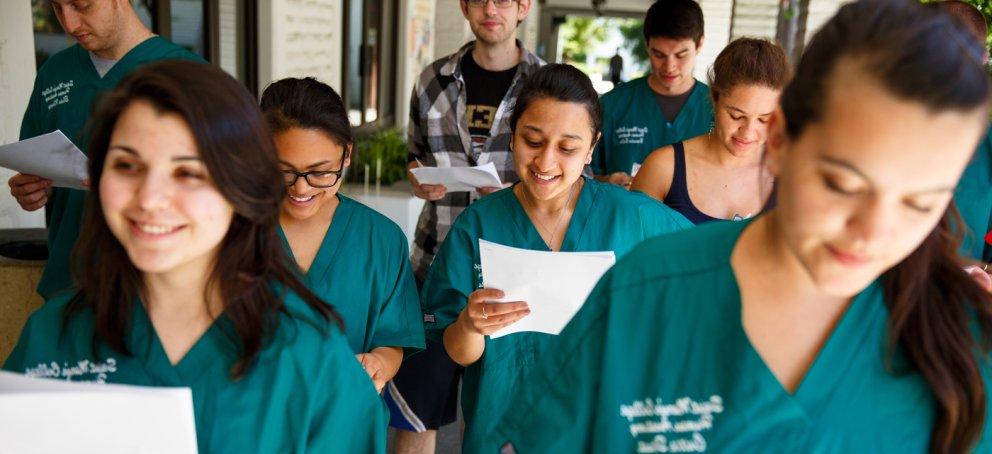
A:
[3,61,387,452]
[258,78,424,392]
[487,2,992,451]
[420,63,693,451]
[631,37,788,224]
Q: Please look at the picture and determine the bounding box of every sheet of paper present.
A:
[479,239,615,339]
[0,371,198,454]
[410,162,502,192]
[0,130,89,190]
[631,162,642,177]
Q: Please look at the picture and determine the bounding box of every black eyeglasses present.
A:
[465,0,516,8]
[282,154,348,188]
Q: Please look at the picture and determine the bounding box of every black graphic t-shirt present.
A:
[462,53,518,154]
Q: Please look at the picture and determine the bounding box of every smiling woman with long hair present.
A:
[3,61,386,452]
[421,63,691,451]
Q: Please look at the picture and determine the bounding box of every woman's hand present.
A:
[356,346,404,392]
[964,264,992,293]
[443,288,530,366]
[458,288,530,336]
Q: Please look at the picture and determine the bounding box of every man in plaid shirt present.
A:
[384,0,544,452]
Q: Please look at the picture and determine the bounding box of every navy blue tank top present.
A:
[662,141,777,225]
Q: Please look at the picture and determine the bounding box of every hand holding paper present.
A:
[478,239,615,338]
[409,162,503,193]
[0,130,89,190]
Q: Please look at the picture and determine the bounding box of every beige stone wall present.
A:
[0,264,44,364]
[257,0,344,92]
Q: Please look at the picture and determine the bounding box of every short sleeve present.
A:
[420,220,478,342]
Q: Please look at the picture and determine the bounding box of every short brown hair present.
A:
[936,0,988,43]
[709,37,790,101]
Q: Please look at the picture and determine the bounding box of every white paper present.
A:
[0,371,198,454]
[631,162,642,177]
[410,162,502,192]
[479,239,615,338]
[0,130,89,190]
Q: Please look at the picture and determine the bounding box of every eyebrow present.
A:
[819,155,955,194]
[108,145,201,162]
[522,125,583,141]
[649,47,690,56]
[279,160,332,169]
[725,106,774,117]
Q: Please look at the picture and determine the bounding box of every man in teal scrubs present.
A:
[939,1,992,263]
[4,292,388,452]
[591,0,714,186]
[956,129,992,263]
[7,0,203,300]
[422,177,691,451]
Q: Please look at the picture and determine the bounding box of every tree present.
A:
[560,16,608,68]
[618,19,648,72]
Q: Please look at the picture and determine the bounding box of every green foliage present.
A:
[618,19,649,74]
[560,17,608,65]
[346,129,408,186]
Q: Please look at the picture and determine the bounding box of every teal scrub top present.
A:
[591,77,714,176]
[20,38,204,300]
[4,291,387,453]
[954,125,992,263]
[421,177,692,451]
[278,195,425,355]
[487,220,992,452]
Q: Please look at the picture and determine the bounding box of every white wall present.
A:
[805,0,848,45]
[433,0,474,59]
[257,0,343,93]
[0,1,44,229]
[397,0,437,128]
[696,0,734,82]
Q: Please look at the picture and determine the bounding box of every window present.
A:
[343,0,398,129]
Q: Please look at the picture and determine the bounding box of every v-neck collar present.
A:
[720,221,885,420]
[128,299,236,386]
[277,195,353,280]
[507,177,594,252]
[643,78,705,128]
[79,36,161,83]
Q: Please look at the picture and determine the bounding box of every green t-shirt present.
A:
[487,220,992,452]
[3,290,387,453]
[591,77,714,176]
[954,125,992,263]
[20,37,204,300]
[278,195,425,354]
[421,177,692,450]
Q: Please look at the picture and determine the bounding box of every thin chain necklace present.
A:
[521,181,577,250]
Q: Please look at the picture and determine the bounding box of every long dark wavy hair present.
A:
[781,1,992,451]
[67,60,342,379]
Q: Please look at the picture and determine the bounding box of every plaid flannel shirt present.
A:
[408,40,545,280]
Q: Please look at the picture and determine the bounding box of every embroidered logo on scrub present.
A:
[615,126,648,145]
[42,80,74,110]
[23,358,118,383]
[620,395,724,453]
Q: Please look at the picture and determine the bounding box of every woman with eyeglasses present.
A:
[487,1,992,452]
[259,78,424,393]
[3,61,386,452]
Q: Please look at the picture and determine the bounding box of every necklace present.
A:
[522,181,577,250]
